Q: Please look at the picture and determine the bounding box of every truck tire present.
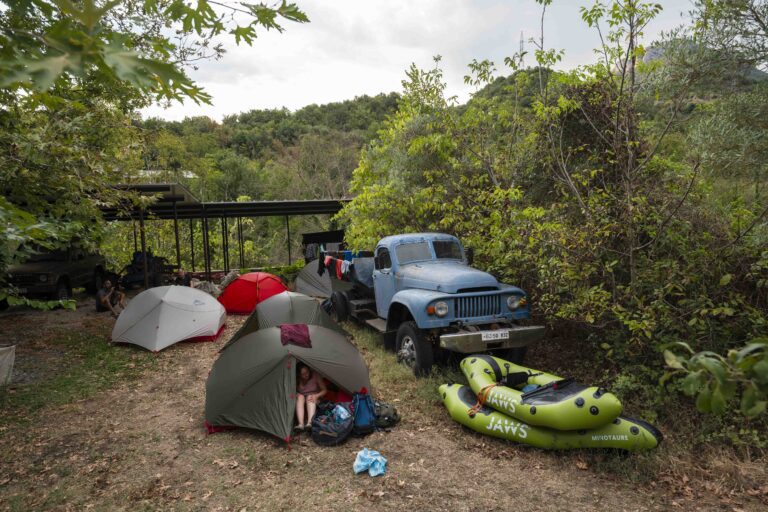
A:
[54,279,71,301]
[331,291,349,323]
[396,321,433,377]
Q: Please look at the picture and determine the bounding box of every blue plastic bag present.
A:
[353,448,387,477]
[333,404,351,421]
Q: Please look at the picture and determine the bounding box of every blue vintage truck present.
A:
[328,233,545,375]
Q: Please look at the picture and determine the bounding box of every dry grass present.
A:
[0,305,766,511]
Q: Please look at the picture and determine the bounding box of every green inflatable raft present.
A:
[440,383,662,451]
[461,354,622,430]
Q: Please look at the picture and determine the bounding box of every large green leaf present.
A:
[709,384,727,414]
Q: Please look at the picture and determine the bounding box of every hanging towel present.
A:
[317,253,326,276]
[341,260,351,279]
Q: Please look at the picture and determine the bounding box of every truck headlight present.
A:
[434,301,449,317]
[506,295,523,310]
[39,274,48,282]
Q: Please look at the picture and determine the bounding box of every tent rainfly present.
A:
[112,286,226,352]
[217,272,287,315]
[205,325,371,441]
[223,291,345,350]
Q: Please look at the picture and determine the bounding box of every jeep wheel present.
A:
[330,291,349,323]
[396,321,433,377]
[0,299,8,311]
[55,280,71,302]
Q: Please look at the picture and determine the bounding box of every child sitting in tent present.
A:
[295,363,327,431]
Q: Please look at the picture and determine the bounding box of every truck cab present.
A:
[5,246,106,302]
[330,233,544,376]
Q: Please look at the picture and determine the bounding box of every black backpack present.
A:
[311,402,354,447]
[374,401,401,429]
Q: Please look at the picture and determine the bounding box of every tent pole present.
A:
[237,217,244,270]
[173,202,181,270]
[285,216,291,265]
[139,209,149,289]
[189,218,195,272]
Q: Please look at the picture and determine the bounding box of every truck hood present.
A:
[396,262,499,293]
[7,261,67,275]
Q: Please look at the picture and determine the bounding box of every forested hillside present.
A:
[97,93,399,268]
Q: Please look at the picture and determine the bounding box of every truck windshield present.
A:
[433,240,462,260]
[395,242,432,264]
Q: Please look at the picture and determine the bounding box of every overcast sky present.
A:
[141,0,694,121]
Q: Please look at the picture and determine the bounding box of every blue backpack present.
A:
[352,392,376,436]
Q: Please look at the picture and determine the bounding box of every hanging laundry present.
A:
[341,260,351,279]
[335,258,344,279]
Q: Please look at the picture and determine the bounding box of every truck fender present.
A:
[386,302,415,332]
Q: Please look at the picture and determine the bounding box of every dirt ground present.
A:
[1,296,766,511]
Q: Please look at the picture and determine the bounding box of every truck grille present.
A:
[10,274,40,287]
[454,295,502,318]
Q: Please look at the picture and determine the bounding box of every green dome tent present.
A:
[222,291,345,351]
[205,325,371,442]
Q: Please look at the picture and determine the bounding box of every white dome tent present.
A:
[112,286,226,352]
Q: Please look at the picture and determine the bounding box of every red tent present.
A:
[217,272,288,315]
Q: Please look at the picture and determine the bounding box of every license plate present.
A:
[481,330,509,341]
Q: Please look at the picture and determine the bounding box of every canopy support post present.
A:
[139,209,149,289]
[285,216,291,265]
[237,217,244,270]
[202,208,211,281]
[190,218,195,272]
[222,217,229,273]
[173,202,181,270]
[133,221,138,253]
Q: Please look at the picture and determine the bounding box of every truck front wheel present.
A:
[396,322,433,377]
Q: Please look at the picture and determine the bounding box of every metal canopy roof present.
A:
[102,184,349,221]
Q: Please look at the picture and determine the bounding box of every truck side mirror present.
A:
[466,247,474,266]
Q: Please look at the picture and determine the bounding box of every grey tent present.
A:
[112,286,226,352]
[205,325,371,441]
[294,259,352,298]
[223,291,344,350]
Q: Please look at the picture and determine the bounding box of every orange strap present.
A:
[468,384,497,417]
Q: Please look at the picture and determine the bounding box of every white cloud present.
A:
[141,0,693,121]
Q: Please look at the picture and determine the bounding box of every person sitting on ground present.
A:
[295,363,327,431]
[96,279,126,317]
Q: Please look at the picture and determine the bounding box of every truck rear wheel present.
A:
[330,291,349,322]
[54,279,71,301]
[396,321,433,377]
